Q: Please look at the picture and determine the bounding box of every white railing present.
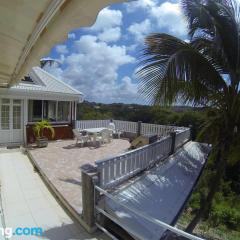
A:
[76,120,191,189]
[95,136,172,189]
[175,129,191,149]
[141,122,182,137]
[76,119,110,129]
[113,120,138,133]
[75,119,186,137]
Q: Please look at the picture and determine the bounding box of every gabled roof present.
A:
[9,67,83,102]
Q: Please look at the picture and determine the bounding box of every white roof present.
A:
[1,67,83,102]
[0,0,123,87]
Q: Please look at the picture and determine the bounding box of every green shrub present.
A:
[189,192,201,211]
[210,204,240,230]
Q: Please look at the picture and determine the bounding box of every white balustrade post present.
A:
[80,164,98,233]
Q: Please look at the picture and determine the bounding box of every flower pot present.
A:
[36,137,48,148]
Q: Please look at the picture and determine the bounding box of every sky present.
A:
[44,0,188,104]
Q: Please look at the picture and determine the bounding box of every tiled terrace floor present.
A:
[28,139,130,215]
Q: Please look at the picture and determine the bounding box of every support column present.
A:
[72,101,77,129]
[23,98,28,146]
[80,164,98,233]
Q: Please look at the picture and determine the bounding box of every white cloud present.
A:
[98,27,121,42]
[150,2,187,37]
[46,2,188,104]
[125,0,156,13]
[90,8,122,32]
[125,1,187,39]
[99,76,139,103]
[46,35,137,103]
[126,43,138,52]
[128,19,152,42]
[68,33,76,39]
[119,76,138,97]
[55,44,68,54]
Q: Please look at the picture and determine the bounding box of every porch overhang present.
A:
[0,0,125,88]
[0,87,83,102]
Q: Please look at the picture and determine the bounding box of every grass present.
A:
[177,212,240,240]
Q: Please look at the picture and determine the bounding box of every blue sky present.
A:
[44,0,188,104]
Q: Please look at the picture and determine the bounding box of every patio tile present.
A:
[29,139,130,214]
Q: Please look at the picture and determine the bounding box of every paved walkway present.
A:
[0,150,109,240]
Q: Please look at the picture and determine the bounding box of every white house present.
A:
[0,0,123,146]
[0,67,83,145]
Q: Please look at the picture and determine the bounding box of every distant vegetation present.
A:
[77,101,205,139]
[78,101,240,239]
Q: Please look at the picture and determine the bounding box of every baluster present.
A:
[115,157,121,180]
[135,151,139,170]
[121,156,126,176]
[126,154,131,175]
[131,153,136,174]
[109,159,115,184]
[104,161,110,187]
[144,149,147,169]
[97,164,104,187]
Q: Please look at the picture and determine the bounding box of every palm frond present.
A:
[181,0,240,87]
[137,34,226,105]
[33,120,55,139]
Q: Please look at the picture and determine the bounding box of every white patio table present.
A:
[82,127,108,146]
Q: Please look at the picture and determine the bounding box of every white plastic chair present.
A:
[96,129,112,146]
[108,122,122,138]
[73,129,90,147]
[103,128,112,143]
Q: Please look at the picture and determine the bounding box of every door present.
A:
[0,98,23,144]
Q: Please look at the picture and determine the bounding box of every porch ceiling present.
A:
[0,0,124,88]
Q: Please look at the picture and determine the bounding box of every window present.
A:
[13,100,21,129]
[43,101,56,121]
[28,100,70,122]
[1,99,10,130]
[28,100,42,122]
[57,102,70,121]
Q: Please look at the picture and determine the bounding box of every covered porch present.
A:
[0,66,83,146]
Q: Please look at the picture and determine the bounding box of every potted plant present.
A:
[33,120,55,147]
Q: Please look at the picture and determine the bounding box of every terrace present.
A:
[25,119,207,240]
[28,138,130,214]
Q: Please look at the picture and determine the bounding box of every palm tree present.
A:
[137,0,240,233]
[33,120,55,139]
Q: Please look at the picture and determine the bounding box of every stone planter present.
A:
[36,137,48,148]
